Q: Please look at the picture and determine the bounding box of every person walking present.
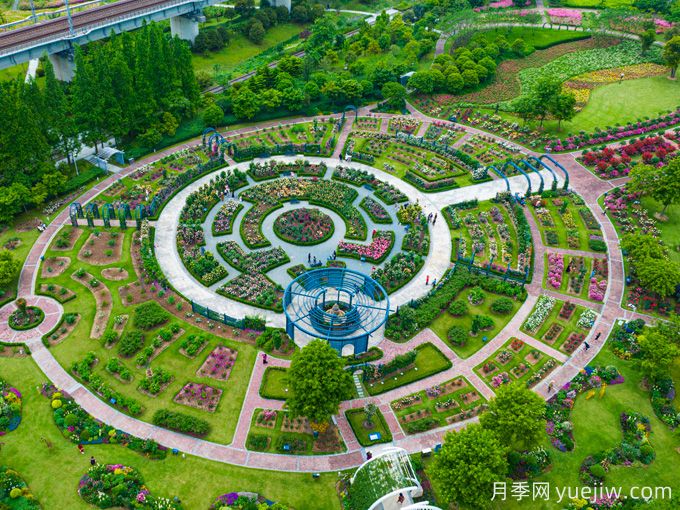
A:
[90,456,96,466]
[432,278,437,287]
[262,353,268,365]
[595,332,601,341]
[425,275,430,285]
[397,493,405,504]
[548,380,555,393]
[584,342,590,351]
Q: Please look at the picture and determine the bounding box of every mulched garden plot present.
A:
[51,227,82,251]
[563,332,585,354]
[196,345,238,381]
[173,382,223,412]
[0,344,29,358]
[45,314,81,346]
[77,231,123,265]
[542,323,564,344]
[112,314,128,334]
[281,415,313,434]
[525,351,543,365]
[254,409,278,429]
[39,283,76,303]
[426,378,467,399]
[138,328,184,367]
[402,409,432,423]
[101,267,129,281]
[41,256,71,278]
[179,337,209,359]
[311,425,344,454]
[446,405,484,424]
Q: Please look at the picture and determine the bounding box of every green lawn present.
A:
[41,226,256,445]
[640,196,680,263]
[497,76,680,136]
[192,23,306,76]
[260,366,292,400]
[0,62,28,82]
[344,408,393,446]
[365,343,452,396]
[430,288,524,359]
[0,356,340,510]
[561,0,633,8]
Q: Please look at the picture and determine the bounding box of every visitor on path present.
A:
[584,342,590,351]
[548,380,555,393]
[433,213,437,225]
[262,353,268,365]
[397,493,405,504]
[308,253,311,263]
[90,456,96,466]
[78,444,84,454]
[426,275,430,285]
[432,278,437,287]
[595,332,601,341]
[366,451,372,460]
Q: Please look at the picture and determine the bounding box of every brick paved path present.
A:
[0,108,661,472]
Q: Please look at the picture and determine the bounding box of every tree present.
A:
[231,87,260,119]
[446,72,464,93]
[0,250,19,287]
[430,424,508,509]
[286,339,353,425]
[381,82,407,109]
[663,36,680,78]
[234,0,256,18]
[479,382,546,451]
[628,159,680,214]
[202,103,224,127]
[638,330,680,380]
[407,71,435,94]
[462,69,479,88]
[248,20,266,44]
[641,29,656,54]
[636,258,680,298]
[550,92,577,129]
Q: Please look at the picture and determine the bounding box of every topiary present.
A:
[9,488,22,499]
[447,325,468,346]
[51,399,62,409]
[589,463,606,479]
[490,297,514,315]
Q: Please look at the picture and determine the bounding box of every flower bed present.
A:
[359,197,392,224]
[8,300,44,330]
[79,464,181,509]
[476,338,558,389]
[218,273,283,312]
[546,365,624,451]
[580,134,677,179]
[247,160,327,181]
[212,201,243,236]
[273,207,334,245]
[332,166,407,204]
[197,345,238,381]
[338,231,394,264]
[138,367,173,396]
[547,253,564,289]
[0,379,22,435]
[173,382,222,412]
[217,241,289,274]
[524,295,556,331]
[0,466,40,509]
[371,251,424,293]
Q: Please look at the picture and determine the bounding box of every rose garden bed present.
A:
[197,345,238,381]
[173,382,223,412]
[522,297,594,353]
[273,207,334,245]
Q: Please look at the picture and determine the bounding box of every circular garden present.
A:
[273,207,334,245]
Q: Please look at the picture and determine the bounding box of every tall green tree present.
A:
[286,340,353,425]
[0,250,20,287]
[663,36,680,78]
[638,330,680,380]
[480,382,546,451]
[430,424,508,509]
[628,159,680,214]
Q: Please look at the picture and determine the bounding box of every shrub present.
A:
[247,433,270,451]
[133,302,169,329]
[589,238,607,252]
[471,315,494,334]
[447,325,468,346]
[589,464,606,479]
[118,331,145,357]
[152,409,210,437]
[102,330,119,346]
[448,300,468,316]
[490,297,514,315]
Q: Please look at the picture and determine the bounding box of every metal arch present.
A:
[119,203,132,219]
[487,165,510,193]
[101,203,115,220]
[85,202,99,218]
[539,154,570,190]
[502,161,532,195]
[201,127,216,146]
[69,202,83,218]
[519,158,545,193]
[344,104,358,120]
[527,155,558,188]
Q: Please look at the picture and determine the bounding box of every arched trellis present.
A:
[527,155,558,190]
[502,161,532,196]
[117,207,127,229]
[487,165,511,194]
[345,104,358,121]
[134,204,146,229]
[85,203,100,219]
[539,154,570,190]
[69,203,83,226]
[201,127,217,146]
[119,203,132,220]
[102,203,115,228]
[518,158,545,194]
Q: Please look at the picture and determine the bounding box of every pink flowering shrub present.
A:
[547,253,564,289]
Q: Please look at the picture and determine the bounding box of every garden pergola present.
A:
[348,447,441,510]
[283,268,389,354]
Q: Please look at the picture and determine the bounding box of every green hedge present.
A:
[152,409,210,437]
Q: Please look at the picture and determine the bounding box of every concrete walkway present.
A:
[0,107,659,472]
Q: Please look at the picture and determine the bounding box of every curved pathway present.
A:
[0,107,661,472]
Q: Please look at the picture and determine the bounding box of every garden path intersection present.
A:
[0,107,661,473]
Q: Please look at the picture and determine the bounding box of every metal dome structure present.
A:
[283,267,390,354]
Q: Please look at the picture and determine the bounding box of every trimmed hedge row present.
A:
[152,409,210,437]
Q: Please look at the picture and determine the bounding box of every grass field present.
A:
[495,76,680,136]
[559,0,633,8]
[640,196,680,263]
[191,23,306,76]
[260,366,293,400]
[473,27,590,50]
[0,356,341,510]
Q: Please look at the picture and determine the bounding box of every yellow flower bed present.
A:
[569,63,667,84]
